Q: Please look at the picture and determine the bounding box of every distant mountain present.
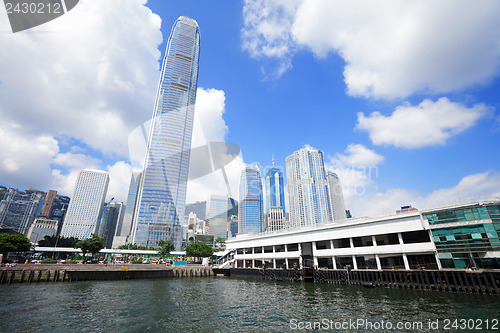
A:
[185,201,207,220]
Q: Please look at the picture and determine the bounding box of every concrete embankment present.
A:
[0,264,214,283]
[230,268,500,295]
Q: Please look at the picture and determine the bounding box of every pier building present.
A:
[226,198,500,271]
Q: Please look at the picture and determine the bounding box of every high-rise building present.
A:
[26,218,58,245]
[115,172,141,239]
[326,171,347,222]
[130,16,201,249]
[264,159,286,231]
[97,202,124,249]
[228,215,238,238]
[60,169,109,239]
[238,166,264,234]
[286,146,331,228]
[0,188,43,234]
[206,194,229,239]
[39,190,57,218]
[265,161,285,213]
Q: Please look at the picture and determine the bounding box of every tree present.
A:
[38,235,79,247]
[158,240,175,257]
[75,234,104,260]
[0,233,32,263]
[185,241,214,258]
[216,237,226,243]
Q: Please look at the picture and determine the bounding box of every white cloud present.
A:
[0,0,162,157]
[356,98,490,148]
[187,88,246,203]
[0,121,59,190]
[326,144,383,204]
[349,171,500,217]
[242,0,500,98]
[334,144,384,167]
[106,161,133,203]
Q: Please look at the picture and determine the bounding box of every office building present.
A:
[326,171,347,222]
[130,16,201,249]
[97,202,124,249]
[264,160,286,231]
[265,162,285,213]
[112,172,141,248]
[60,169,109,239]
[26,218,58,245]
[206,194,229,239]
[238,166,264,233]
[286,147,331,228]
[39,190,57,218]
[0,188,43,234]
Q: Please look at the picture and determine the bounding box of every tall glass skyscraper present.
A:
[265,160,286,231]
[206,194,229,239]
[265,163,285,213]
[286,147,332,228]
[130,17,200,249]
[238,166,264,234]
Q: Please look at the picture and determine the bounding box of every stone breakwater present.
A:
[0,264,214,283]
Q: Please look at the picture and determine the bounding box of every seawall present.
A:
[230,268,500,295]
[0,264,214,283]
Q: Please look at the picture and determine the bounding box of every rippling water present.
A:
[1,277,499,332]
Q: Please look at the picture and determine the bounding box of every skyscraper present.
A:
[264,159,286,231]
[206,194,229,239]
[39,190,57,218]
[60,169,109,239]
[0,188,43,234]
[326,171,347,222]
[115,172,141,238]
[130,17,201,249]
[286,146,331,228]
[238,166,264,233]
[97,202,124,249]
[265,161,285,213]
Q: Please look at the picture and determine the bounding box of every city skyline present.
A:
[0,1,499,220]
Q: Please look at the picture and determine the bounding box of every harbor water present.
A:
[1,277,499,332]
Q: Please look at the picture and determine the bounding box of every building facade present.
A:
[60,169,109,240]
[326,171,347,222]
[0,188,43,234]
[286,147,331,228]
[97,202,124,249]
[226,198,500,271]
[26,218,58,245]
[130,16,201,249]
[238,166,264,234]
[424,200,500,269]
[206,194,229,239]
[113,172,141,248]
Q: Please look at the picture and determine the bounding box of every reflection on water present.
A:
[1,277,498,332]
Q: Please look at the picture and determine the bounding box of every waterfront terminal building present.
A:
[226,198,500,271]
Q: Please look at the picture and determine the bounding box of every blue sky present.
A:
[1,0,499,217]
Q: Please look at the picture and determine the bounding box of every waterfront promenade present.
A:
[0,263,214,283]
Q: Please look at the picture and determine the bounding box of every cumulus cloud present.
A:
[349,171,500,217]
[0,0,162,157]
[326,144,384,204]
[187,89,246,203]
[334,144,384,167]
[242,0,500,98]
[356,97,490,148]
